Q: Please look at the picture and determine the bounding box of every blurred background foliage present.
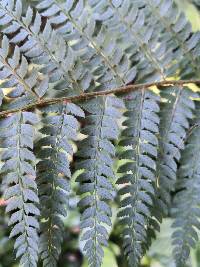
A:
[0,0,200,266]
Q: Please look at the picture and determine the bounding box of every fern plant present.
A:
[0,0,199,267]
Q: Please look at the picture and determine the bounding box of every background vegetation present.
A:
[0,0,199,266]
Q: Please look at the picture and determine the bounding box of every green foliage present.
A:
[0,112,39,267]
[0,0,199,267]
[117,89,160,266]
[151,87,197,225]
[37,102,84,266]
[76,96,123,267]
[0,35,41,107]
[172,101,200,267]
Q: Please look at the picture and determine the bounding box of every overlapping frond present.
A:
[156,86,197,212]
[36,0,136,90]
[0,111,39,267]
[36,102,84,267]
[0,0,92,95]
[143,0,200,78]
[89,0,172,82]
[171,101,200,266]
[75,96,124,267]
[146,86,197,250]
[117,89,160,266]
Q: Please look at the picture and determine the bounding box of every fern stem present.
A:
[0,79,199,117]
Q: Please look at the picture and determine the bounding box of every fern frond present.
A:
[0,0,199,266]
[117,89,160,266]
[76,96,124,267]
[156,86,197,211]
[89,0,172,82]
[36,102,84,267]
[171,101,200,266]
[0,111,39,267]
[36,0,137,89]
[0,35,44,108]
[144,0,200,78]
[147,86,197,246]
[0,0,91,95]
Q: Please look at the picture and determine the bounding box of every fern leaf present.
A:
[0,111,39,267]
[117,89,160,266]
[89,0,172,82]
[0,35,43,108]
[36,0,137,90]
[156,86,197,212]
[147,86,198,249]
[76,96,124,267]
[36,102,84,267]
[171,101,200,266]
[0,0,90,95]
[144,0,200,78]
